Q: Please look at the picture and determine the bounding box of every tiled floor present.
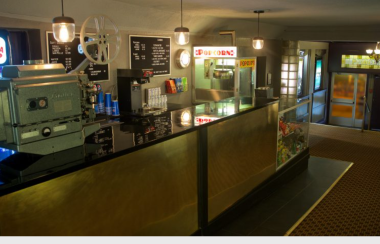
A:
[213,156,352,236]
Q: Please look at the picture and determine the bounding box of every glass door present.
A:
[354,74,367,127]
[329,73,367,127]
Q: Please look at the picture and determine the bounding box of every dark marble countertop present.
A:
[0,97,278,196]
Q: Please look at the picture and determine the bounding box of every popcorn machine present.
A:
[192,46,257,115]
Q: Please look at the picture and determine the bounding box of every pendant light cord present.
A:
[257,12,260,36]
[61,0,65,16]
[181,0,183,27]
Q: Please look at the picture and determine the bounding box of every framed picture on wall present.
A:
[314,57,323,91]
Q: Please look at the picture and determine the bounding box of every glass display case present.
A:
[277,98,310,170]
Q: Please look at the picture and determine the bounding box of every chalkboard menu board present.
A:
[46,32,109,81]
[129,35,171,76]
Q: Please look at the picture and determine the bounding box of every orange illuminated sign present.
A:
[239,59,255,68]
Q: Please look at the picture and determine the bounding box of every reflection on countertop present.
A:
[0,98,278,193]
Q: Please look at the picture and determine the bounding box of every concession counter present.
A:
[0,97,310,236]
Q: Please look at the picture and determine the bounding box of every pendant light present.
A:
[174,0,190,45]
[252,10,264,50]
[366,42,380,63]
[52,0,75,42]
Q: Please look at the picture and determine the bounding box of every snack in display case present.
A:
[276,100,310,169]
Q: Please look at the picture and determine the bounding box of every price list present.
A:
[46,32,109,81]
[129,35,171,76]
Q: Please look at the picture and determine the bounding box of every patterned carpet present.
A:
[289,124,380,236]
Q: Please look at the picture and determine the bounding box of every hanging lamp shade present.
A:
[174,0,190,45]
[174,27,190,45]
[252,37,264,49]
[52,0,75,42]
[252,10,264,50]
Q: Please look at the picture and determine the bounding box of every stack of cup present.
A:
[105,93,112,115]
[112,100,120,116]
[97,91,104,114]
[96,84,104,114]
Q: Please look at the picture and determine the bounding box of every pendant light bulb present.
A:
[59,24,69,42]
[179,32,185,44]
[52,0,75,42]
[174,0,190,45]
[252,10,264,50]
[375,42,380,55]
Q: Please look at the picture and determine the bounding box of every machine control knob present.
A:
[42,127,52,137]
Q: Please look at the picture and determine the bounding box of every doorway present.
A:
[329,73,367,128]
[370,75,380,130]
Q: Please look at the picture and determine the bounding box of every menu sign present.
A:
[46,32,109,81]
[129,35,171,76]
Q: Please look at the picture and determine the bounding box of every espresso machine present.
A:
[117,69,153,114]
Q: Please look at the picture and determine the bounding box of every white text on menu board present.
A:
[50,41,73,70]
[152,38,169,67]
[132,38,169,68]
[155,40,170,74]
[132,41,146,61]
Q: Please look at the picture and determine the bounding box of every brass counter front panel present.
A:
[0,132,198,236]
[207,103,278,221]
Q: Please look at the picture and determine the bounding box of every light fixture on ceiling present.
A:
[366,42,380,63]
[52,0,75,42]
[174,0,190,45]
[252,10,264,50]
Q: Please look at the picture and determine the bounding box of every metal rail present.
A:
[361,96,371,132]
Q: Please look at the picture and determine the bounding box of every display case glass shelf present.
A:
[277,98,310,170]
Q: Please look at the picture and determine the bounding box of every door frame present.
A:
[328,73,366,127]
